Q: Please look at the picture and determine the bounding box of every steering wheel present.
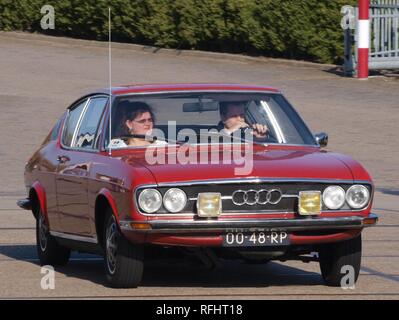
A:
[239,127,279,143]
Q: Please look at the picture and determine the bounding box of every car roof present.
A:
[90,83,281,96]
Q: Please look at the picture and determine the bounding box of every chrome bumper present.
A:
[120,213,378,233]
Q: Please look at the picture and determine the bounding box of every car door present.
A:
[56,96,108,236]
[33,114,66,232]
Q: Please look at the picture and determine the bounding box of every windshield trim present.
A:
[115,90,282,98]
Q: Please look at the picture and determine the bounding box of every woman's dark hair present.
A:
[116,101,156,136]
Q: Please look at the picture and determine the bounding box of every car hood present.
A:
[119,146,357,184]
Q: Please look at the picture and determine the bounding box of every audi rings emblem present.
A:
[232,189,283,206]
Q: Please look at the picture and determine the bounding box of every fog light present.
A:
[299,191,321,215]
[197,193,222,217]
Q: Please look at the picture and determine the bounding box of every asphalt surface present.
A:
[0,31,398,300]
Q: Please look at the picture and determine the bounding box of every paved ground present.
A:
[0,31,398,299]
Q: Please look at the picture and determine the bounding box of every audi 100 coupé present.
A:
[18,84,378,288]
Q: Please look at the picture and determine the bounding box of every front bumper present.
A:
[120,213,378,233]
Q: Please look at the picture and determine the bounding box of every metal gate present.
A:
[344,0,399,75]
[369,0,399,69]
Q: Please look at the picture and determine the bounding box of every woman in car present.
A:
[110,101,167,148]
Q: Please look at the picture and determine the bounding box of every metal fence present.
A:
[344,0,399,75]
[369,0,399,69]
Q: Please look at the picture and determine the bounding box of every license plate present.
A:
[222,231,290,247]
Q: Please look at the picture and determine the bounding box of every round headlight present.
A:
[346,185,370,209]
[323,186,346,210]
[138,189,162,213]
[163,188,187,213]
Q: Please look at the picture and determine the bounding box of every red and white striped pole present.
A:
[357,0,370,79]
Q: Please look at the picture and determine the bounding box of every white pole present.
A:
[357,0,370,79]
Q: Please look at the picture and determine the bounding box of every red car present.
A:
[18,83,378,288]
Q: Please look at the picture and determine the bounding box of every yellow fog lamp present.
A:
[298,191,322,216]
[197,193,222,217]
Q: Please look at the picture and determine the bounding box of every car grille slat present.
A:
[137,182,372,215]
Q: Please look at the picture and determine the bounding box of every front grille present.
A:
[136,182,372,215]
[182,183,301,213]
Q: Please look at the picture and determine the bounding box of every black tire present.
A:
[319,234,362,287]
[36,211,70,266]
[103,210,144,288]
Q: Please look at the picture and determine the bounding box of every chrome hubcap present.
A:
[106,217,118,274]
[39,215,48,251]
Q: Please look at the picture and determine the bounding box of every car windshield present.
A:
[105,92,317,148]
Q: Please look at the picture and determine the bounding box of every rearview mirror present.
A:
[183,101,219,112]
[315,132,328,147]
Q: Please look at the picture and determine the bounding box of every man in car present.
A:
[218,101,269,139]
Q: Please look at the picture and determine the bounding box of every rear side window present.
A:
[50,114,65,141]
[62,99,87,147]
[74,97,108,149]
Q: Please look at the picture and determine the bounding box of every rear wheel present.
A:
[319,235,362,287]
[36,211,70,266]
[103,211,144,288]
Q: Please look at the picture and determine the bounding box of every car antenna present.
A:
[108,7,112,156]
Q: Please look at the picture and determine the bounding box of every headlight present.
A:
[323,186,346,210]
[138,189,162,213]
[163,188,187,213]
[346,185,370,209]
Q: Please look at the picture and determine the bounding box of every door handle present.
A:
[57,155,70,163]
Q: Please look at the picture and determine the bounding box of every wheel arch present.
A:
[95,189,120,248]
[29,182,47,220]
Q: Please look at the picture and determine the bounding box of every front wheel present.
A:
[36,212,70,266]
[319,234,362,287]
[104,212,144,288]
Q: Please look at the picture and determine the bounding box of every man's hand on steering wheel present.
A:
[250,123,268,138]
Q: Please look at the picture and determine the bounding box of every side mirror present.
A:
[315,132,328,147]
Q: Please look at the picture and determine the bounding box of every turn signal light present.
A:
[363,217,378,226]
[130,223,152,230]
